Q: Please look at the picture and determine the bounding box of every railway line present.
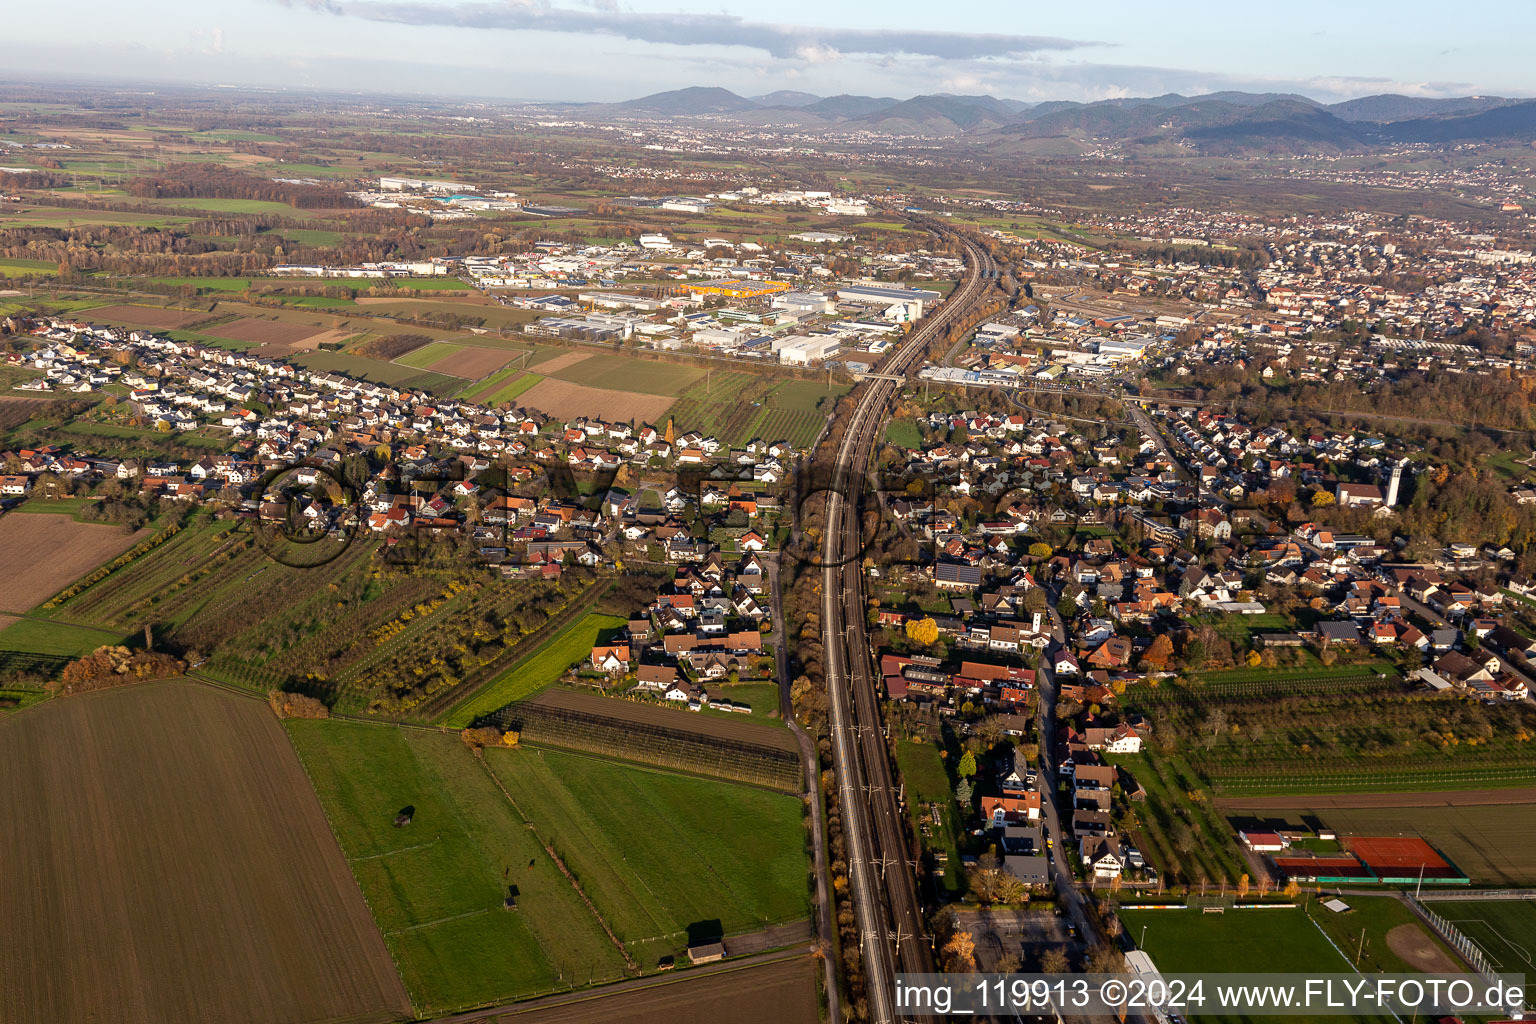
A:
[819,227,997,1024]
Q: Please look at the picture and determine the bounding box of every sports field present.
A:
[1126,907,1348,975]
[1122,906,1394,1024]
[1220,801,1536,885]
[0,681,410,1024]
[286,720,627,1012]
[1431,900,1536,985]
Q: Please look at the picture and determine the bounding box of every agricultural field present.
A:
[664,373,847,449]
[351,297,543,330]
[397,342,520,379]
[496,688,803,791]
[480,955,819,1024]
[285,720,627,1013]
[1220,799,1536,886]
[0,256,58,277]
[544,354,705,396]
[38,518,605,716]
[0,203,192,228]
[479,371,543,405]
[0,395,55,427]
[518,377,676,425]
[0,512,153,615]
[0,681,411,1024]
[0,615,126,658]
[77,302,212,329]
[287,350,460,393]
[203,316,327,347]
[1122,669,1536,794]
[445,611,626,727]
[484,745,812,968]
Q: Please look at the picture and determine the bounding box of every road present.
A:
[818,226,997,1023]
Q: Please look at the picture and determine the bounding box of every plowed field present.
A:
[0,681,410,1024]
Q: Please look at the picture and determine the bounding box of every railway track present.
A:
[819,227,996,1024]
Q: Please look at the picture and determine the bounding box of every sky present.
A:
[6,0,1533,106]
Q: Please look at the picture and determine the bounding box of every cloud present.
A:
[286,1,1099,61]
[192,26,226,56]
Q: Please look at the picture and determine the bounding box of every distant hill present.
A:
[847,93,1022,134]
[581,85,1536,150]
[994,97,1367,154]
[799,94,898,119]
[1376,99,1536,144]
[1328,94,1516,123]
[613,87,759,116]
[1180,100,1368,154]
[752,90,822,108]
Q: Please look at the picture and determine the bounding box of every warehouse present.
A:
[836,283,943,322]
[773,335,841,366]
[1097,336,1156,361]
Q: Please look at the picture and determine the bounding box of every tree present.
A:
[955,778,973,805]
[1174,822,1197,855]
[1040,946,1071,973]
[940,930,977,973]
[1237,873,1250,898]
[1028,542,1052,558]
[1312,490,1335,508]
[1088,945,1125,973]
[905,616,939,646]
[1204,708,1229,749]
[957,750,977,778]
[1140,633,1174,672]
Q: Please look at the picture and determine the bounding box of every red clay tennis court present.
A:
[1349,836,1455,876]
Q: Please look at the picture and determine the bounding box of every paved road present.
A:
[1033,655,1096,947]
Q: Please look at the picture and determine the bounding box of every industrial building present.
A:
[690,280,793,300]
[772,291,836,315]
[835,283,943,322]
[526,313,645,342]
[577,291,670,312]
[1096,336,1156,361]
[772,335,841,366]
